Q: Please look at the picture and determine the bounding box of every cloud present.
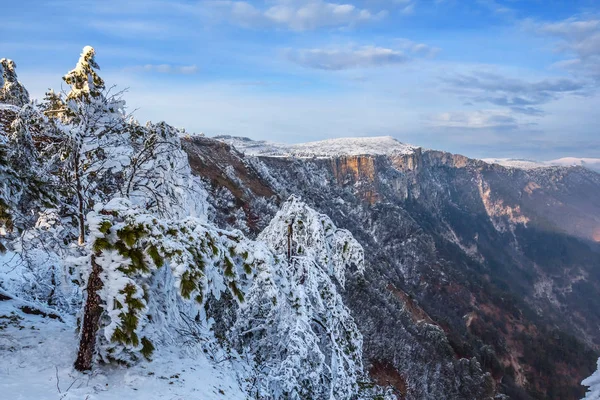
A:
[443,70,585,115]
[286,46,406,70]
[476,0,513,15]
[534,17,600,80]
[205,0,386,31]
[286,41,439,70]
[126,64,199,74]
[361,0,415,15]
[89,20,170,37]
[428,109,520,130]
[395,38,441,58]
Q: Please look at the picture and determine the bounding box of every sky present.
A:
[1,0,599,160]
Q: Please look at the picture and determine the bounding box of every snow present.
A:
[0,298,246,400]
[216,135,417,158]
[287,136,416,157]
[482,157,600,172]
[0,103,20,111]
[481,158,546,170]
[583,359,600,400]
[548,157,600,172]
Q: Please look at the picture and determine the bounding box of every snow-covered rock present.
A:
[216,135,417,158]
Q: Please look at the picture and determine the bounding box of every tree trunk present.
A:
[74,254,103,371]
[287,219,294,262]
[74,153,85,246]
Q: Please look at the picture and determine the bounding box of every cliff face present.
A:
[182,136,600,400]
[330,156,380,203]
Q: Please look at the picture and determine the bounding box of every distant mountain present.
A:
[548,158,600,173]
[483,157,600,173]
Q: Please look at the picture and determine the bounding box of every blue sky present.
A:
[1,0,599,159]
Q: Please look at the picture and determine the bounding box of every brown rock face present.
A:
[330,156,379,203]
[331,156,376,184]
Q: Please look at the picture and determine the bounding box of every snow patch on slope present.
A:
[481,158,545,170]
[215,135,417,158]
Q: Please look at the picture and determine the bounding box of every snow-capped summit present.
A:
[286,136,417,157]
[216,135,417,158]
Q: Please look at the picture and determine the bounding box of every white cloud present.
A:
[286,46,408,70]
[206,0,386,31]
[126,64,199,74]
[428,110,519,130]
[443,69,585,115]
[534,17,600,80]
[89,20,170,37]
[286,41,438,70]
[395,38,441,57]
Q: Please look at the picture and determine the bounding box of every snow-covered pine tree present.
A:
[46,46,129,246]
[74,198,256,369]
[4,104,55,231]
[0,127,20,248]
[0,58,35,240]
[232,196,365,399]
[0,58,30,106]
[0,103,55,246]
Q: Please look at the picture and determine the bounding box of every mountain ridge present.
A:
[214,134,600,174]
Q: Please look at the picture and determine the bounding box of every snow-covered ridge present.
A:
[482,157,600,172]
[481,158,546,170]
[215,135,417,158]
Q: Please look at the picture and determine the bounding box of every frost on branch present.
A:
[232,196,365,399]
[258,195,364,288]
[124,121,207,220]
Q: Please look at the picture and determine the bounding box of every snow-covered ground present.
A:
[215,135,417,158]
[0,298,246,400]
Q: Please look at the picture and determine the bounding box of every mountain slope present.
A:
[184,135,600,400]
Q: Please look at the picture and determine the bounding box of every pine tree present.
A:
[46,46,128,246]
[74,198,254,370]
[232,196,365,399]
[0,104,54,243]
[0,58,30,106]
[0,131,20,245]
